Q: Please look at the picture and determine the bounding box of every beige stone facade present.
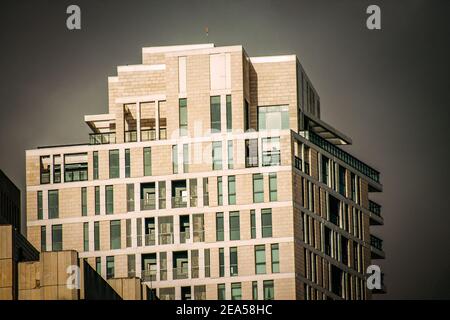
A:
[24,43,384,300]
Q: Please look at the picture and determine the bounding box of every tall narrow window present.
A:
[81,187,87,216]
[230,247,238,276]
[109,149,119,179]
[204,248,210,277]
[228,176,236,205]
[219,248,225,277]
[321,155,329,185]
[93,151,99,180]
[255,245,266,274]
[179,98,187,136]
[252,174,264,203]
[212,141,222,170]
[143,147,152,176]
[261,208,273,238]
[203,178,209,206]
[158,181,166,209]
[48,190,59,219]
[350,172,356,201]
[210,96,221,133]
[136,218,142,247]
[217,177,223,205]
[83,222,89,251]
[94,221,100,251]
[183,144,189,173]
[95,257,101,273]
[338,165,346,196]
[252,281,258,300]
[94,186,100,215]
[217,284,226,300]
[231,283,242,300]
[263,280,274,300]
[53,155,61,183]
[271,244,280,273]
[227,140,234,169]
[105,185,114,214]
[110,220,121,250]
[245,139,258,167]
[216,213,224,241]
[229,211,240,240]
[250,210,256,239]
[40,226,46,251]
[106,256,114,279]
[226,95,232,131]
[127,254,136,277]
[172,145,178,174]
[244,99,250,131]
[52,224,62,251]
[126,219,132,248]
[269,173,277,201]
[126,183,134,212]
[37,191,43,220]
[125,148,131,178]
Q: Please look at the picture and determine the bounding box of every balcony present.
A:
[369,200,382,217]
[141,198,156,210]
[370,234,385,259]
[124,130,137,142]
[145,233,156,246]
[172,196,187,208]
[89,132,116,145]
[173,266,188,280]
[159,233,174,245]
[141,269,156,282]
[299,130,380,184]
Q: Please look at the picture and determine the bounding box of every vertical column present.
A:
[173,216,180,245]
[134,182,140,211]
[220,94,227,133]
[131,218,137,248]
[136,101,141,142]
[155,100,160,140]
[256,208,262,239]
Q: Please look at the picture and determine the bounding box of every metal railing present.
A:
[369,200,382,217]
[299,130,380,183]
[89,132,116,145]
[141,199,156,210]
[370,235,383,251]
[173,266,188,280]
[145,233,156,246]
[171,196,187,208]
[142,269,156,282]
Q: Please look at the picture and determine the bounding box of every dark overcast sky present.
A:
[1,0,449,299]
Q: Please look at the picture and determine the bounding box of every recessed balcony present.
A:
[370,234,385,259]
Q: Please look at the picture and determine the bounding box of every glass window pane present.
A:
[144,147,152,176]
[109,150,119,178]
[210,96,221,133]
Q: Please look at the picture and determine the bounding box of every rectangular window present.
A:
[110,220,121,250]
[261,208,273,238]
[269,173,277,201]
[203,178,209,206]
[216,213,224,241]
[252,281,258,300]
[250,210,256,239]
[143,147,152,176]
[229,211,240,241]
[258,105,289,130]
[210,96,221,133]
[228,175,236,205]
[94,221,100,251]
[95,257,101,273]
[212,141,222,170]
[40,226,46,251]
[217,177,223,205]
[53,155,61,183]
[172,145,178,174]
[126,219,131,248]
[219,248,225,277]
[271,244,280,273]
[231,283,242,300]
[83,222,89,252]
[339,165,346,196]
[255,245,266,274]
[262,137,281,166]
[230,247,238,276]
[204,249,210,277]
[350,172,356,201]
[263,280,274,300]
[244,99,250,131]
[127,254,136,277]
[227,140,233,169]
[92,151,99,180]
[321,155,329,185]
[226,95,232,131]
[158,181,166,209]
[95,186,100,215]
[245,139,258,167]
[48,190,59,219]
[253,174,264,203]
[81,187,87,216]
[217,284,226,300]
[37,191,43,220]
[125,149,130,178]
[105,185,114,214]
[126,184,134,212]
[179,98,188,136]
[52,224,62,251]
[109,149,119,179]
[106,256,114,279]
[183,144,189,173]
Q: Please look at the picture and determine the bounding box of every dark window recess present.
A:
[329,195,340,226]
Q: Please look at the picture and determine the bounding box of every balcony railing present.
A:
[171,196,187,208]
[142,269,156,282]
[145,233,156,246]
[141,129,156,141]
[369,200,382,217]
[124,130,137,142]
[294,156,302,170]
[370,235,383,251]
[90,132,116,145]
[299,130,380,183]
[141,199,156,210]
[159,233,174,245]
[180,231,190,244]
[173,266,188,280]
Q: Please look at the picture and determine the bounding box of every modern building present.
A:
[24,43,384,300]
